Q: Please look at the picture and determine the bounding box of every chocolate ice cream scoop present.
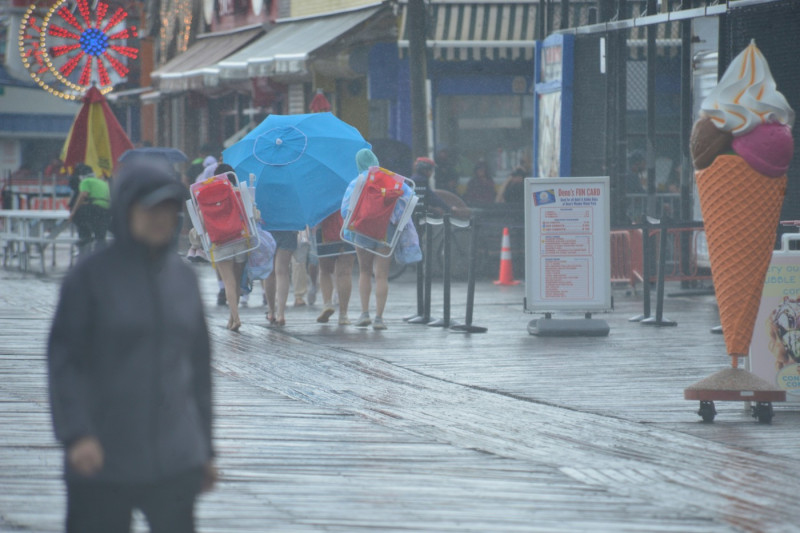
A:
[691,115,734,170]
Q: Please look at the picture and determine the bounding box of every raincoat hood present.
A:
[356,149,379,173]
[111,160,188,248]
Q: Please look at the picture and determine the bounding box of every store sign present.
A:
[537,91,562,178]
[749,237,800,402]
[533,33,574,179]
[541,43,563,83]
[524,177,611,312]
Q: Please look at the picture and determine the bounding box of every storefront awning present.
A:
[106,86,153,103]
[215,7,380,81]
[398,2,538,61]
[151,26,264,92]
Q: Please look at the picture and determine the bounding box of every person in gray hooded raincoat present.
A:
[47,158,216,533]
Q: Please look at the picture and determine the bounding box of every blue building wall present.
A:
[369,42,533,155]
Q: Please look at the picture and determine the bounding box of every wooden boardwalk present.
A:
[1,259,799,532]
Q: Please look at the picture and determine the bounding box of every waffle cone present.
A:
[697,155,786,356]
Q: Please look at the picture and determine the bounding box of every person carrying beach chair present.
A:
[187,171,259,331]
[341,149,418,330]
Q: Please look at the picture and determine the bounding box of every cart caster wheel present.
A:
[751,402,773,424]
[698,401,716,423]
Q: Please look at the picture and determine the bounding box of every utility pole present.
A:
[407,0,429,159]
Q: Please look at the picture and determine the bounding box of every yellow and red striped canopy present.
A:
[61,86,133,178]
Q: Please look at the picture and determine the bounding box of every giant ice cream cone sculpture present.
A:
[696,157,785,356]
[691,40,794,361]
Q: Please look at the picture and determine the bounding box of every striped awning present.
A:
[215,8,382,81]
[398,2,538,61]
[626,3,682,60]
[151,26,264,92]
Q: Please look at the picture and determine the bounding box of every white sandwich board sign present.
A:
[524,176,611,313]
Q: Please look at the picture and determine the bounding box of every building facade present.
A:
[110,0,798,227]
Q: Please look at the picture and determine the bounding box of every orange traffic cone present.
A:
[494,227,520,286]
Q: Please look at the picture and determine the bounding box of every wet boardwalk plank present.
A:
[1,262,799,531]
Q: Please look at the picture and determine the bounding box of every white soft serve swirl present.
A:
[701,40,795,135]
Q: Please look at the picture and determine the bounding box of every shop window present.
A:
[219,0,251,16]
[436,94,533,180]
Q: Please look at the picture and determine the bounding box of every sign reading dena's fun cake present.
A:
[524,177,611,313]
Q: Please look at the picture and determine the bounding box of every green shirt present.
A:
[79,177,110,209]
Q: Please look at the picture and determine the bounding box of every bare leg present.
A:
[373,253,392,318]
[216,259,241,331]
[232,260,246,329]
[264,274,276,323]
[335,253,355,318]
[274,248,292,324]
[318,256,336,306]
[316,256,336,323]
[355,247,374,314]
[291,243,309,305]
[308,261,319,304]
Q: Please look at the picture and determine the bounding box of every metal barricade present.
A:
[647,224,712,284]
[610,229,644,292]
[627,219,713,325]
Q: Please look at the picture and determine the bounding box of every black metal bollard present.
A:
[629,219,652,322]
[642,218,677,327]
[408,214,437,324]
[429,214,458,328]
[451,217,487,333]
[403,211,425,322]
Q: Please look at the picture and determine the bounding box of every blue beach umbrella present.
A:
[223,113,371,231]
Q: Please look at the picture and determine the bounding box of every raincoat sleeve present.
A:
[341,174,363,219]
[190,285,215,458]
[390,182,416,226]
[47,268,96,447]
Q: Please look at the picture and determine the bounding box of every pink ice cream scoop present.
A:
[732,122,794,177]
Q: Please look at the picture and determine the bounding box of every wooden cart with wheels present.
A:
[684,368,785,423]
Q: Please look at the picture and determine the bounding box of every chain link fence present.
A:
[571,14,684,226]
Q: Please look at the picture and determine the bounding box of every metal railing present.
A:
[1,171,72,210]
[626,193,682,222]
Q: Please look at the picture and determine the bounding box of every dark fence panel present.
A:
[720,0,800,231]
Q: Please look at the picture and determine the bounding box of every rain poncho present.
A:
[341,168,415,251]
[48,160,213,484]
[246,226,277,283]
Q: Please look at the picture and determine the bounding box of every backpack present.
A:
[195,178,249,245]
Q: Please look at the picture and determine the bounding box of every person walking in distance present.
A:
[462,159,497,206]
[343,148,397,330]
[410,156,452,216]
[264,229,297,326]
[47,159,216,533]
[315,211,356,325]
[68,163,111,256]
